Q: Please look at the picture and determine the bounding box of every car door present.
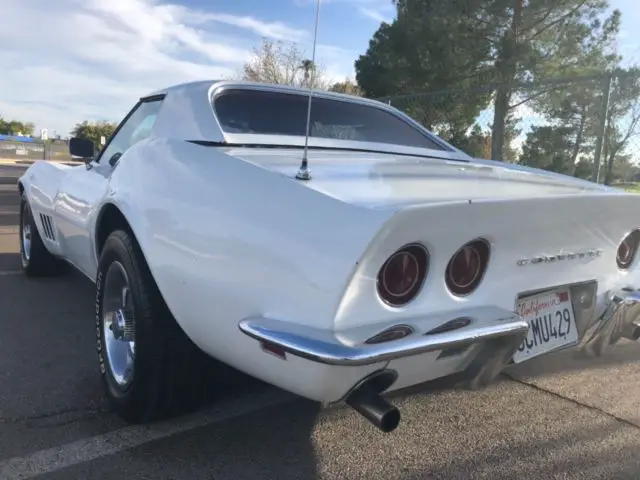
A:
[54,97,164,278]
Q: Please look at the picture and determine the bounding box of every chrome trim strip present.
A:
[238,307,529,367]
[219,133,469,162]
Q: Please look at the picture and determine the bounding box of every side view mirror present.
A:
[69,137,95,161]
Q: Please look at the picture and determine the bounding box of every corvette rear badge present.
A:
[517,249,603,266]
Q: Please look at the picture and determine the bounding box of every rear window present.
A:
[213,89,446,150]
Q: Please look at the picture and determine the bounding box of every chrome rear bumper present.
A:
[238,286,640,369]
[238,306,529,367]
[238,289,640,433]
[583,287,640,356]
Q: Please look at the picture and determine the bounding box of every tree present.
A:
[329,79,363,96]
[0,117,35,136]
[446,124,493,158]
[520,69,640,183]
[573,158,594,179]
[71,120,117,147]
[473,0,620,160]
[239,38,329,89]
[518,125,576,174]
[355,14,492,134]
[529,79,600,172]
[600,68,640,184]
[356,0,621,161]
[300,59,315,86]
[608,155,640,183]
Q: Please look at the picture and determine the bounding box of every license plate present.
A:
[512,287,578,363]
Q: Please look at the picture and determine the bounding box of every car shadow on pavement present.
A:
[396,418,640,480]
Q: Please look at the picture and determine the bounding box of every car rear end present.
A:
[238,189,640,432]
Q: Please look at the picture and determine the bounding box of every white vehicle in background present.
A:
[16,80,640,433]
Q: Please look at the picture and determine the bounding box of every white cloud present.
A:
[0,0,314,136]
[202,13,308,42]
[315,44,359,82]
[294,0,395,23]
[358,6,392,23]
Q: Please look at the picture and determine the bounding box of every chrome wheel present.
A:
[21,214,31,262]
[102,261,136,388]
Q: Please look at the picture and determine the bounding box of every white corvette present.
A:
[17,80,640,432]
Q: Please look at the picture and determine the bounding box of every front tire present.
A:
[96,229,209,423]
[19,194,66,276]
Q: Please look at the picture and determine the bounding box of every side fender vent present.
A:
[39,213,57,241]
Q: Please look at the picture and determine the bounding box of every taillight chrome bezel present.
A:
[376,243,429,307]
[445,238,491,297]
[617,229,640,270]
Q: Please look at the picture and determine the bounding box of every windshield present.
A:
[212,88,447,151]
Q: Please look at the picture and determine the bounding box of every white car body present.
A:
[18,80,640,431]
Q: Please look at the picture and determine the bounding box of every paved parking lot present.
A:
[1,163,640,479]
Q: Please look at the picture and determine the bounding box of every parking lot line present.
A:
[0,389,295,479]
[0,271,21,276]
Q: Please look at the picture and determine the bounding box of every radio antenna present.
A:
[295,0,321,181]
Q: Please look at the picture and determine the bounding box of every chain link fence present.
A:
[0,139,73,162]
[381,70,640,186]
[3,71,640,186]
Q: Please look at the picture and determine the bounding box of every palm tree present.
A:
[300,59,315,87]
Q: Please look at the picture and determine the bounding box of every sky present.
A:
[0,0,638,137]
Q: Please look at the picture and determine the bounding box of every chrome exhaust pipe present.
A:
[344,370,400,433]
[623,320,640,341]
[584,291,640,356]
[346,387,400,433]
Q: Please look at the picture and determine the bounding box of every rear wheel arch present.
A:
[94,203,179,332]
[94,203,161,302]
[95,203,136,261]
[93,204,224,422]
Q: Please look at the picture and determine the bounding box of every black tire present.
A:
[96,229,210,423]
[19,194,66,276]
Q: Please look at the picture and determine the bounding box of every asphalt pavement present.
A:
[0,163,639,480]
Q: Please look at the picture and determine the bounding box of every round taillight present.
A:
[617,230,640,270]
[446,239,490,296]
[377,243,429,307]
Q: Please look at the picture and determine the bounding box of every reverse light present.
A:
[617,229,640,270]
[260,340,287,360]
[446,239,490,296]
[377,243,429,307]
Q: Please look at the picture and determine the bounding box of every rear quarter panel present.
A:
[107,138,393,362]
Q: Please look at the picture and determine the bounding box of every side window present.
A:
[97,100,163,165]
